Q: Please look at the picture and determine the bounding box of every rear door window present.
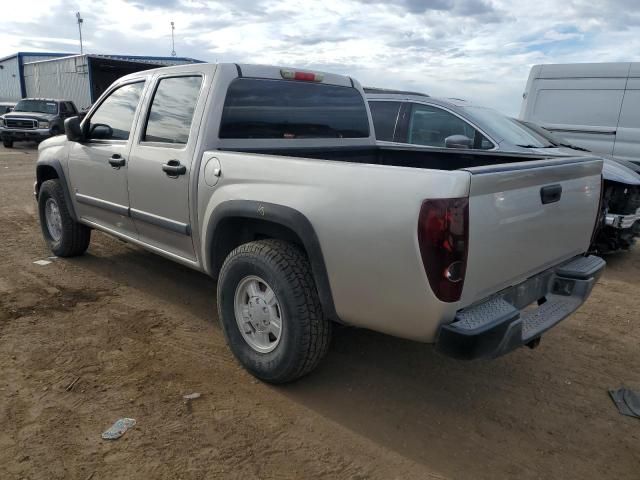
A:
[219,78,370,139]
[368,101,402,141]
[142,76,203,144]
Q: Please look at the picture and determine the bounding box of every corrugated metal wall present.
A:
[23,56,91,110]
[0,56,21,101]
[24,55,68,63]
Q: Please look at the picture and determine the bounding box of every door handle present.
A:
[162,160,187,177]
[540,184,562,204]
[109,154,125,168]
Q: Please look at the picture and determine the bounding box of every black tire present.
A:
[3,138,13,148]
[217,239,331,383]
[38,179,91,257]
[50,126,60,136]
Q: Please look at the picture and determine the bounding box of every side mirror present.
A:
[444,134,473,149]
[64,116,84,142]
[89,123,113,140]
[8,107,14,112]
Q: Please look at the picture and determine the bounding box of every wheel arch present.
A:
[36,159,78,221]
[205,200,339,321]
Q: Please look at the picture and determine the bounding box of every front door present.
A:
[68,81,146,237]
[126,74,205,260]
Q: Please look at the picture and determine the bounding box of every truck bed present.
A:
[217,144,570,171]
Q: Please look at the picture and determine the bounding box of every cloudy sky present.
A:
[1,0,639,115]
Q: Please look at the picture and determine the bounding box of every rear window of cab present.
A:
[219,78,370,139]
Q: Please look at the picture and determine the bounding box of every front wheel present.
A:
[217,239,331,383]
[2,138,13,148]
[38,179,91,257]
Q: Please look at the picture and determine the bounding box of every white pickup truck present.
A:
[35,63,605,383]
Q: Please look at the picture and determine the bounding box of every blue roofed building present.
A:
[0,52,204,109]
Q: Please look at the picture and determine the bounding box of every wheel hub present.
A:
[234,275,283,353]
[44,198,63,242]
[248,297,271,331]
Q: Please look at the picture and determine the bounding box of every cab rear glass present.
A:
[219,78,370,139]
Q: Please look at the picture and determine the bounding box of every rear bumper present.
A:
[436,255,605,360]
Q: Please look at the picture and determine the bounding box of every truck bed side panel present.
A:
[198,151,471,341]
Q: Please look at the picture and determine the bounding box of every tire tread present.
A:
[39,179,91,257]
[218,239,331,383]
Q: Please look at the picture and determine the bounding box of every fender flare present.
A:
[36,159,78,221]
[205,200,339,321]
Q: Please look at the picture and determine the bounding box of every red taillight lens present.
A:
[418,198,469,303]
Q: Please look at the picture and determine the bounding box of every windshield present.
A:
[14,100,58,115]
[462,106,554,148]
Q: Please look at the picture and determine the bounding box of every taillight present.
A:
[418,198,469,303]
[280,69,324,82]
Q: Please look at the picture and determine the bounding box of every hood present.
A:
[38,133,68,152]
[2,112,57,121]
[602,158,640,186]
[599,154,640,175]
[500,142,640,186]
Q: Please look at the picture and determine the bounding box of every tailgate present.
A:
[461,157,602,305]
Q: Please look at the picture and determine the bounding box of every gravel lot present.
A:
[1,144,639,480]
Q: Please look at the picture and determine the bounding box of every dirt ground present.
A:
[0,144,639,480]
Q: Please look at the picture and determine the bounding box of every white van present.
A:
[519,62,640,165]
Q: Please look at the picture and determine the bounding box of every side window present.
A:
[66,102,77,114]
[60,102,68,114]
[408,104,487,149]
[88,82,145,141]
[368,101,402,141]
[143,76,203,144]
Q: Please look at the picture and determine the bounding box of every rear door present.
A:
[126,73,206,261]
[461,157,602,304]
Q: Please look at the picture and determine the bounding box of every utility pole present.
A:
[170,21,176,57]
[76,12,84,55]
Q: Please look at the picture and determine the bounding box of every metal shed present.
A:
[0,52,72,102]
[22,54,203,110]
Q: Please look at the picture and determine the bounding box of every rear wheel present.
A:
[2,138,13,148]
[38,179,91,257]
[217,239,331,383]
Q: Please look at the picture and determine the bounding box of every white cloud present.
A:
[1,0,639,115]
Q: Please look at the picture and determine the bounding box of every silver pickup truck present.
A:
[35,63,605,383]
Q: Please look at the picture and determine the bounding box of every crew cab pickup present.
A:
[1,98,78,147]
[34,63,605,383]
